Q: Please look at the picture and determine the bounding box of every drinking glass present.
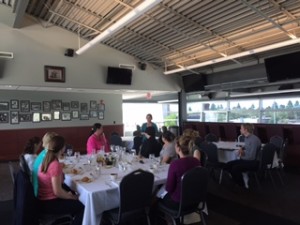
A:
[149,154,155,163]
[67,148,73,158]
[74,151,80,162]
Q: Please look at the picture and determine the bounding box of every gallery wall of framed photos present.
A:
[0,90,123,130]
[0,99,105,124]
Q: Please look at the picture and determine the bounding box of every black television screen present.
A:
[265,51,300,82]
[182,74,207,93]
[106,67,132,85]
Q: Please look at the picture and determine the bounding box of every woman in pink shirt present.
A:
[86,123,110,154]
[38,135,84,225]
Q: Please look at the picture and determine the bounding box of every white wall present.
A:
[0,6,181,130]
[0,6,180,92]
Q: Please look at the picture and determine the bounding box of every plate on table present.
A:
[64,167,83,175]
[76,176,93,183]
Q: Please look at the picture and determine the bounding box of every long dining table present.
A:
[63,155,169,225]
[213,141,279,167]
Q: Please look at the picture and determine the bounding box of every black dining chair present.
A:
[247,143,277,189]
[157,167,209,225]
[103,169,154,225]
[204,133,218,143]
[13,169,73,225]
[199,142,225,184]
[19,154,31,178]
[237,135,245,143]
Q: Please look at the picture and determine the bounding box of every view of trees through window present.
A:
[187,97,300,124]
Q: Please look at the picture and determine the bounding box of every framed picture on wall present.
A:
[90,110,98,118]
[43,101,51,112]
[80,114,89,120]
[80,103,88,113]
[53,111,60,120]
[32,112,40,123]
[98,111,104,120]
[20,100,30,112]
[10,100,19,109]
[0,102,9,111]
[72,110,79,119]
[62,112,71,121]
[31,102,42,111]
[0,112,9,123]
[71,101,79,109]
[19,113,31,122]
[62,102,70,111]
[41,113,52,121]
[10,111,19,124]
[44,65,65,83]
[52,100,62,110]
[90,101,97,109]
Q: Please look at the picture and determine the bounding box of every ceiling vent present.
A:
[0,52,13,59]
[119,64,135,70]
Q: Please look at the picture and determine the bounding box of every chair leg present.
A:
[268,170,276,189]
[219,169,223,184]
[276,166,285,186]
[199,211,207,225]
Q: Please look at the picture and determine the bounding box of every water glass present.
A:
[74,151,80,162]
[67,149,73,158]
[149,154,155,163]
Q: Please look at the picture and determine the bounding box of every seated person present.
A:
[159,135,201,209]
[160,131,177,164]
[182,128,203,161]
[140,126,162,158]
[23,136,41,172]
[32,132,58,197]
[224,123,261,188]
[158,126,168,145]
[38,135,84,225]
[86,123,110,154]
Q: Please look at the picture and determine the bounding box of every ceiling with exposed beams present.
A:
[1,0,300,100]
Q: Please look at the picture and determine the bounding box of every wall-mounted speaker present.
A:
[138,62,147,70]
[64,48,74,57]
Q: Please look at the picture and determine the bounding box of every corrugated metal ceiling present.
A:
[1,0,300,75]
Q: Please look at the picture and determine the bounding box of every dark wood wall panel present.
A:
[0,124,123,161]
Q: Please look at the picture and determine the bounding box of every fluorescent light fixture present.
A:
[164,38,300,75]
[76,0,162,55]
[230,88,300,98]
[158,99,178,103]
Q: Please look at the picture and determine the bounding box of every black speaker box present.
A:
[138,62,147,70]
[64,48,74,57]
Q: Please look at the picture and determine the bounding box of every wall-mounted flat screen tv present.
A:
[264,51,300,82]
[106,67,132,85]
[182,74,207,93]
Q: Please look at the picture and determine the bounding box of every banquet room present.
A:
[1,1,300,225]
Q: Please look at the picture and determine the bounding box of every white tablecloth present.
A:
[64,156,169,225]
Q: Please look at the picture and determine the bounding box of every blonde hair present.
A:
[41,136,65,173]
[176,135,191,155]
[42,132,58,149]
[182,128,200,154]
